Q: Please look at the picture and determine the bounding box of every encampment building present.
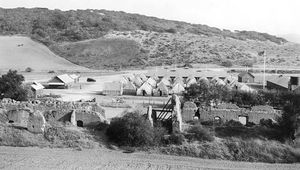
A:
[103,81,123,96]
[48,74,74,89]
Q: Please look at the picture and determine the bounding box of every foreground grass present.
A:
[0,124,100,149]
[160,137,300,163]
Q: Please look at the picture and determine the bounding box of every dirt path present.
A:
[0,146,299,170]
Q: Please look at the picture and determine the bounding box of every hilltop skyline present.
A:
[0,0,299,42]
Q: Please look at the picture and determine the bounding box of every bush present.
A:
[165,28,177,33]
[224,120,243,127]
[187,125,214,142]
[221,60,233,67]
[106,111,155,146]
[164,133,185,145]
[25,67,33,72]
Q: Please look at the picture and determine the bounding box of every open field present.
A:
[0,36,88,72]
[0,146,299,170]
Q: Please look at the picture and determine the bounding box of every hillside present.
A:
[1,7,300,69]
[0,36,88,71]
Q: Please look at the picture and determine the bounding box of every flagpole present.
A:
[263,51,266,90]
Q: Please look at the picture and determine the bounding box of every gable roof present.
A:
[238,72,254,78]
[160,77,171,86]
[69,74,80,79]
[124,81,136,90]
[103,81,122,91]
[57,74,74,84]
[267,75,289,89]
[31,81,44,91]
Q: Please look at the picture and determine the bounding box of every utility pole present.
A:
[263,51,266,90]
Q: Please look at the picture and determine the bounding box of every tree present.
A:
[0,70,27,101]
[106,111,155,146]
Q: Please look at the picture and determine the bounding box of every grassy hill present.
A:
[1,7,300,69]
[0,36,88,71]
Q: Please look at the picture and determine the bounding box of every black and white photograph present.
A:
[0,0,300,169]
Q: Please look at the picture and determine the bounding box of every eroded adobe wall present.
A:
[199,108,280,124]
[0,98,106,124]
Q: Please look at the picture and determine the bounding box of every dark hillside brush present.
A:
[106,111,167,146]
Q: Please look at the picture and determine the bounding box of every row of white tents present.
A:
[118,73,255,96]
[102,73,256,96]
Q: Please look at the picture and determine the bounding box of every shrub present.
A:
[25,67,33,72]
[224,120,243,127]
[165,28,177,33]
[164,133,185,145]
[48,70,55,73]
[106,111,155,146]
[187,124,214,142]
[221,60,233,67]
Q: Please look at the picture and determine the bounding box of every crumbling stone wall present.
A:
[0,98,106,126]
[199,108,280,124]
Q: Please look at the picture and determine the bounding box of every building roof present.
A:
[238,72,254,78]
[69,74,80,79]
[56,74,74,84]
[103,81,122,91]
[124,81,136,90]
[31,81,44,91]
[267,75,289,89]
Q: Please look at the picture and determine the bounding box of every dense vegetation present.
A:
[0,8,287,45]
[0,70,27,101]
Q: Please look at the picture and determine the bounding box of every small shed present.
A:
[31,82,44,98]
[103,81,123,96]
[48,74,74,89]
[238,72,255,83]
[123,81,137,95]
[137,82,153,96]
[266,75,289,92]
[156,82,169,96]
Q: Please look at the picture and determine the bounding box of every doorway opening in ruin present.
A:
[214,116,222,124]
[238,116,248,125]
[142,90,146,96]
[77,120,83,127]
[159,90,162,96]
[8,120,14,123]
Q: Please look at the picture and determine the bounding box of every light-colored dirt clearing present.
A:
[0,36,88,72]
[0,146,299,170]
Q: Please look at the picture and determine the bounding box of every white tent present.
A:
[138,73,148,82]
[160,77,171,87]
[133,76,143,87]
[156,82,169,96]
[146,77,157,87]
[198,77,209,85]
[171,83,185,94]
[186,77,197,87]
[238,83,256,93]
[120,76,129,85]
[173,77,185,87]
[137,82,153,96]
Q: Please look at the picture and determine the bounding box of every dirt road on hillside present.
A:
[0,146,299,170]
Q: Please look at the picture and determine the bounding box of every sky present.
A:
[0,0,299,37]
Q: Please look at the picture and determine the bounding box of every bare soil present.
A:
[0,146,299,170]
